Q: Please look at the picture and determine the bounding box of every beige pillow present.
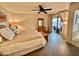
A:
[10,25,21,34]
[0,27,15,40]
[13,28,21,34]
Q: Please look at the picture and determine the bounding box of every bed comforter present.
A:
[0,30,46,55]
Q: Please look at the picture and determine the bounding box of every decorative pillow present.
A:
[9,25,22,34]
[13,27,21,34]
[0,21,9,29]
[0,21,9,26]
[0,27,15,40]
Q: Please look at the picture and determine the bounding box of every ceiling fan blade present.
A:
[43,11,47,14]
[37,11,41,14]
[44,8,52,11]
[32,9,39,11]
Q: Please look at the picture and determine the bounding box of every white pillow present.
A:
[0,36,2,43]
[10,26,21,34]
[0,27,15,40]
[0,21,9,26]
[14,28,21,34]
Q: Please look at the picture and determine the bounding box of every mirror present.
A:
[38,18,44,27]
[38,18,44,32]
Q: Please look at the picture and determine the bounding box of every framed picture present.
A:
[76,14,79,24]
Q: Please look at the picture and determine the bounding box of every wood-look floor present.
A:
[25,32,79,56]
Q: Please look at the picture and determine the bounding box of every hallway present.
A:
[26,32,79,56]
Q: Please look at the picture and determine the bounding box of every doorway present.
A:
[52,16,62,33]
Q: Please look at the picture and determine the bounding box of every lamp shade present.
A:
[10,22,18,26]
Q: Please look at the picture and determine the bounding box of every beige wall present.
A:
[0,6,49,31]
[48,14,53,32]
[11,13,48,30]
[66,3,79,42]
[0,6,12,22]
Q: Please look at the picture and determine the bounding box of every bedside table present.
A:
[39,32,49,42]
[43,32,49,41]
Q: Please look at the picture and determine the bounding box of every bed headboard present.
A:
[0,11,6,22]
[0,11,9,28]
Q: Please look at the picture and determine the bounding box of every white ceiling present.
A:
[0,2,71,14]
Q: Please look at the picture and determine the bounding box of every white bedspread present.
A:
[0,30,46,55]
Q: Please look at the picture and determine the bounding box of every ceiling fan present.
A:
[32,5,52,14]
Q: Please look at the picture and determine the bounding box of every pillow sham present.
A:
[0,27,15,40]
[9,25,22,34]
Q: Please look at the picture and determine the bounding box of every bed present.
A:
[0,29,46,56]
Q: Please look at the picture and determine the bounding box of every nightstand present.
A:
[43,32,48,42]
[39,32,49,42]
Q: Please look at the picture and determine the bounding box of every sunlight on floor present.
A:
[48,31,71,55]
[48,31,63,44]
